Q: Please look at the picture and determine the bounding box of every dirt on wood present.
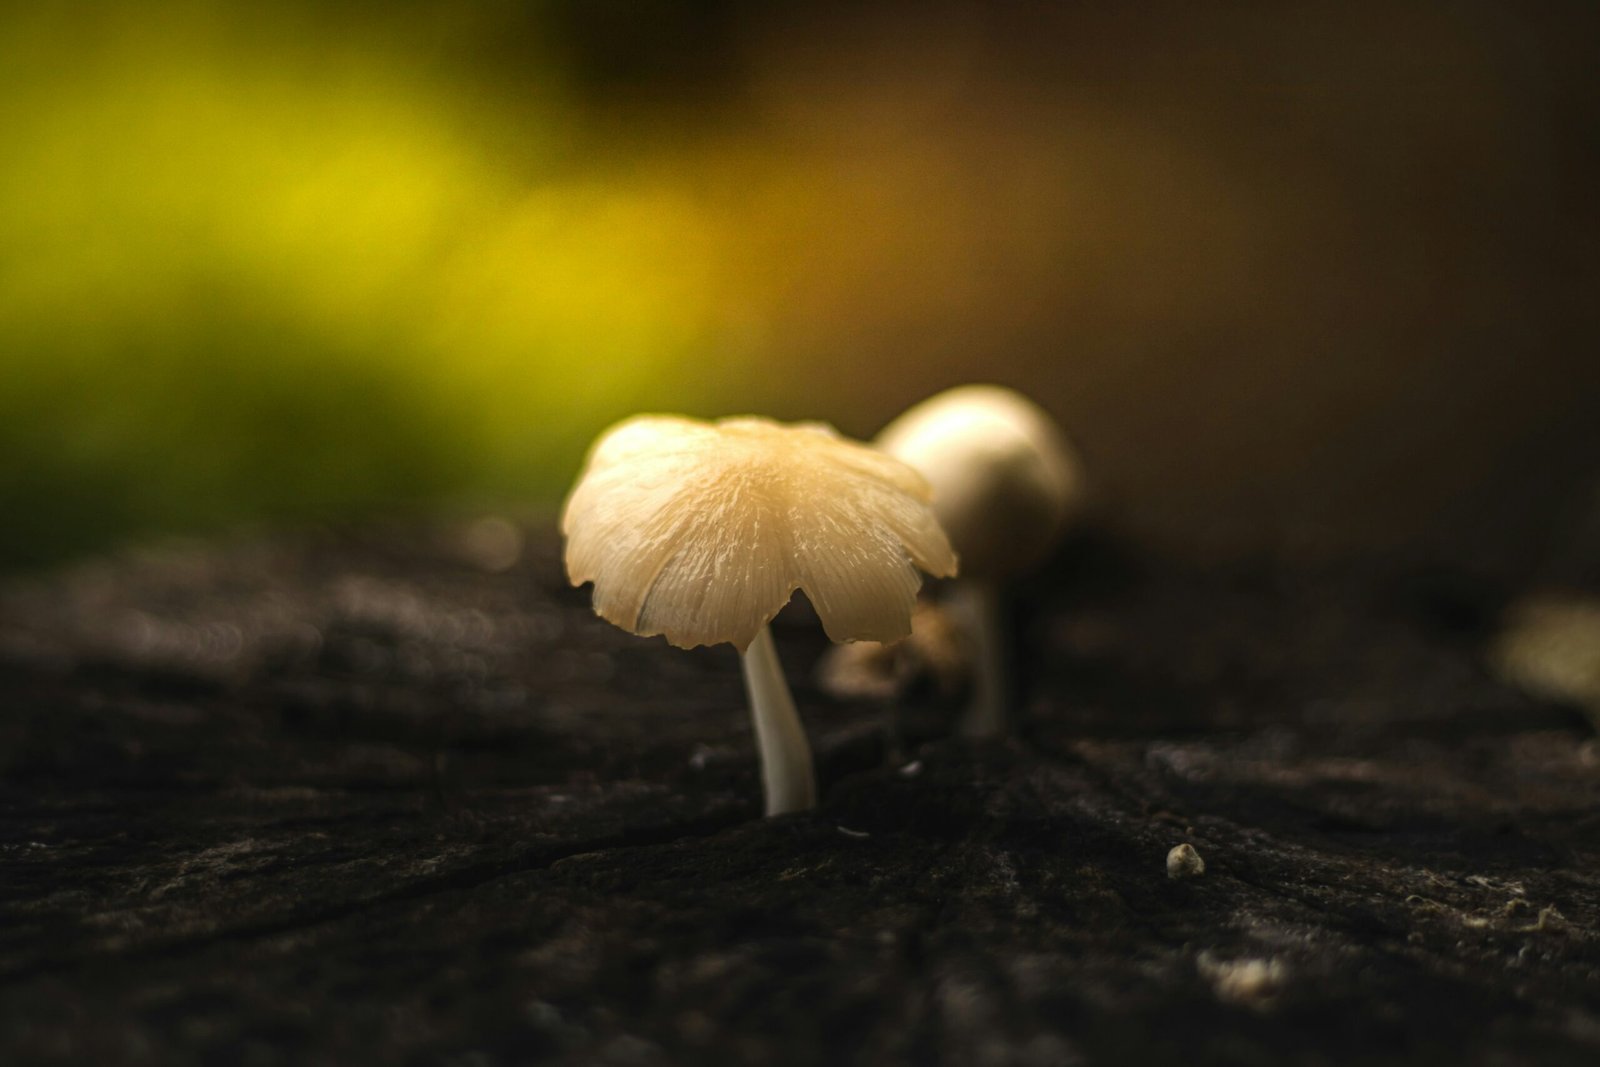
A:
[1,523,1597,1065]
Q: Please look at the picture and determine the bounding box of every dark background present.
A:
[2,0,1597,570]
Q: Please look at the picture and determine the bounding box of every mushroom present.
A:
[875,385,1084,736]
[561,414,957,815]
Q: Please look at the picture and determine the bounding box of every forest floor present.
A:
[2,523,1597,1065]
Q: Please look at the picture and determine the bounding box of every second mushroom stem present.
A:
[954,580,1010,737]
[740,625,818,816]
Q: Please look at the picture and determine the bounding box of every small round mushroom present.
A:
[562,414,957,815]
[875,385,1084,737]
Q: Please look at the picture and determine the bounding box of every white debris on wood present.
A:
[1167,842,1206,880]
[1197,953,1287,1008]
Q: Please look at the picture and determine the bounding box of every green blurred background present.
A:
[3,1,1597,570]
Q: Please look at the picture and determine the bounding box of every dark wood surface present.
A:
[2,525,1597,1065]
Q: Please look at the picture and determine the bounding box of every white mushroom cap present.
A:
[562,415,958,651]
[875,385,1084,581]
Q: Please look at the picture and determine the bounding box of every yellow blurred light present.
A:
[0,3,751,561]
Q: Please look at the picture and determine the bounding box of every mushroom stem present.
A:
[954,581,1010,737]
[740,625,818,815]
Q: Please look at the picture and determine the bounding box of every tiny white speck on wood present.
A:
[1167,842,1206,879]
